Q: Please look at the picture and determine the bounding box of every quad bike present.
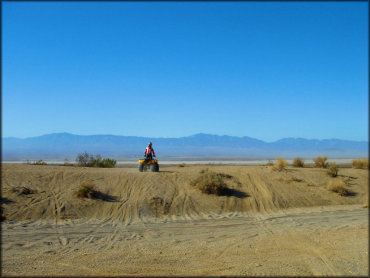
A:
[138,157,159,172]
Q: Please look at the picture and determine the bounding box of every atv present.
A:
[138,158,159,172]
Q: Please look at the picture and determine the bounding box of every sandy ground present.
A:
[1,163,368,276]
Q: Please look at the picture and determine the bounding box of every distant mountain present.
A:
[2,133,368,161]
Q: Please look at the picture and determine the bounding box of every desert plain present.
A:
[1,162,368,276]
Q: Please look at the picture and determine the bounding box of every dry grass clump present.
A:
[327,162,339,177]
[77,182,99,199]
[150,196,171,216]
[266,160,274,166]
[191,170,228,195]
[10,186,35,195]
[313,156,328,168]
[76,182,117,201]
[273,158,288,171]
[275,176,303,184]
[352,158,369,170]
[291,176,303,182]
[326,180,350,196]
[292,157,304,167]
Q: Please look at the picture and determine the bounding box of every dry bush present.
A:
[292,157,304,167]
[273,158,288,171]
[326,180,350,196]
[76,152,94,167]
[191,171,228,195]
[150,196,171,216]
[266,160,274,166]
[77,182,99,199]
[352,158,369,170]
[28,160,47,165]
[178,163,186,167]
[327,162,339,177]
[313,156,328,168]
[275,176,303,184]
[10,186,34,195]
[291,176,303,182]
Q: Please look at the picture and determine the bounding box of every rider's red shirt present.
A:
[145,147,155,156]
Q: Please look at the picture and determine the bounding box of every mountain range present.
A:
[2,133,368,161]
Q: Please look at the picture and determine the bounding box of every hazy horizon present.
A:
[2,131,369,143]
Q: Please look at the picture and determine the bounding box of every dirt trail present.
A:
[2,205,367,276]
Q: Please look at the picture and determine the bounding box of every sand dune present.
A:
[1,163,368,275]
[1,164,367,222]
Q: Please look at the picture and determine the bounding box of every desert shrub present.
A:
[326,180,350,196]
[292,157,304,168]
[313,156,328,168]
[291,176,303,182]
[10,186,34,195]
[266,160,274,166]
[191,171,228,195]
[327,162,339,177]
[77,182,99,199]
[76,152,94,167]
[273,158,288,171]
[93,157,117,168]
[150,196,171,215]
[31,160,47,165]
[275,176,303,184]
[352,158,369,170]
[178,163,186,167]
[76,153,116,168]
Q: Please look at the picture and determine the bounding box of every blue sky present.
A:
[3,1,368,141]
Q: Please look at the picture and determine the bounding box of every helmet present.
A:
[148,142,152,147]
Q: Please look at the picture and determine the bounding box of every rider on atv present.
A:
[144,142,156,161]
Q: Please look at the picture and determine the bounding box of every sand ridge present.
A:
[1,163,368,276]
[1,164,368,222]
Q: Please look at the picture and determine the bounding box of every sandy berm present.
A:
[1,163,368,276]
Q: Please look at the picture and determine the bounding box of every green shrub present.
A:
[76,153,116,168]
[313,156,328,168]
[327,162,339,177]
[352,158,369,170]
[273,158,288,171]
[191,171,228,195]
[292,157,304,167]
[98,158,117,168]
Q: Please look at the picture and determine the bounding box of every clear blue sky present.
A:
[3,1,368,141]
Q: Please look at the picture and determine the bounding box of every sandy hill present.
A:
[2,164,367,223]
